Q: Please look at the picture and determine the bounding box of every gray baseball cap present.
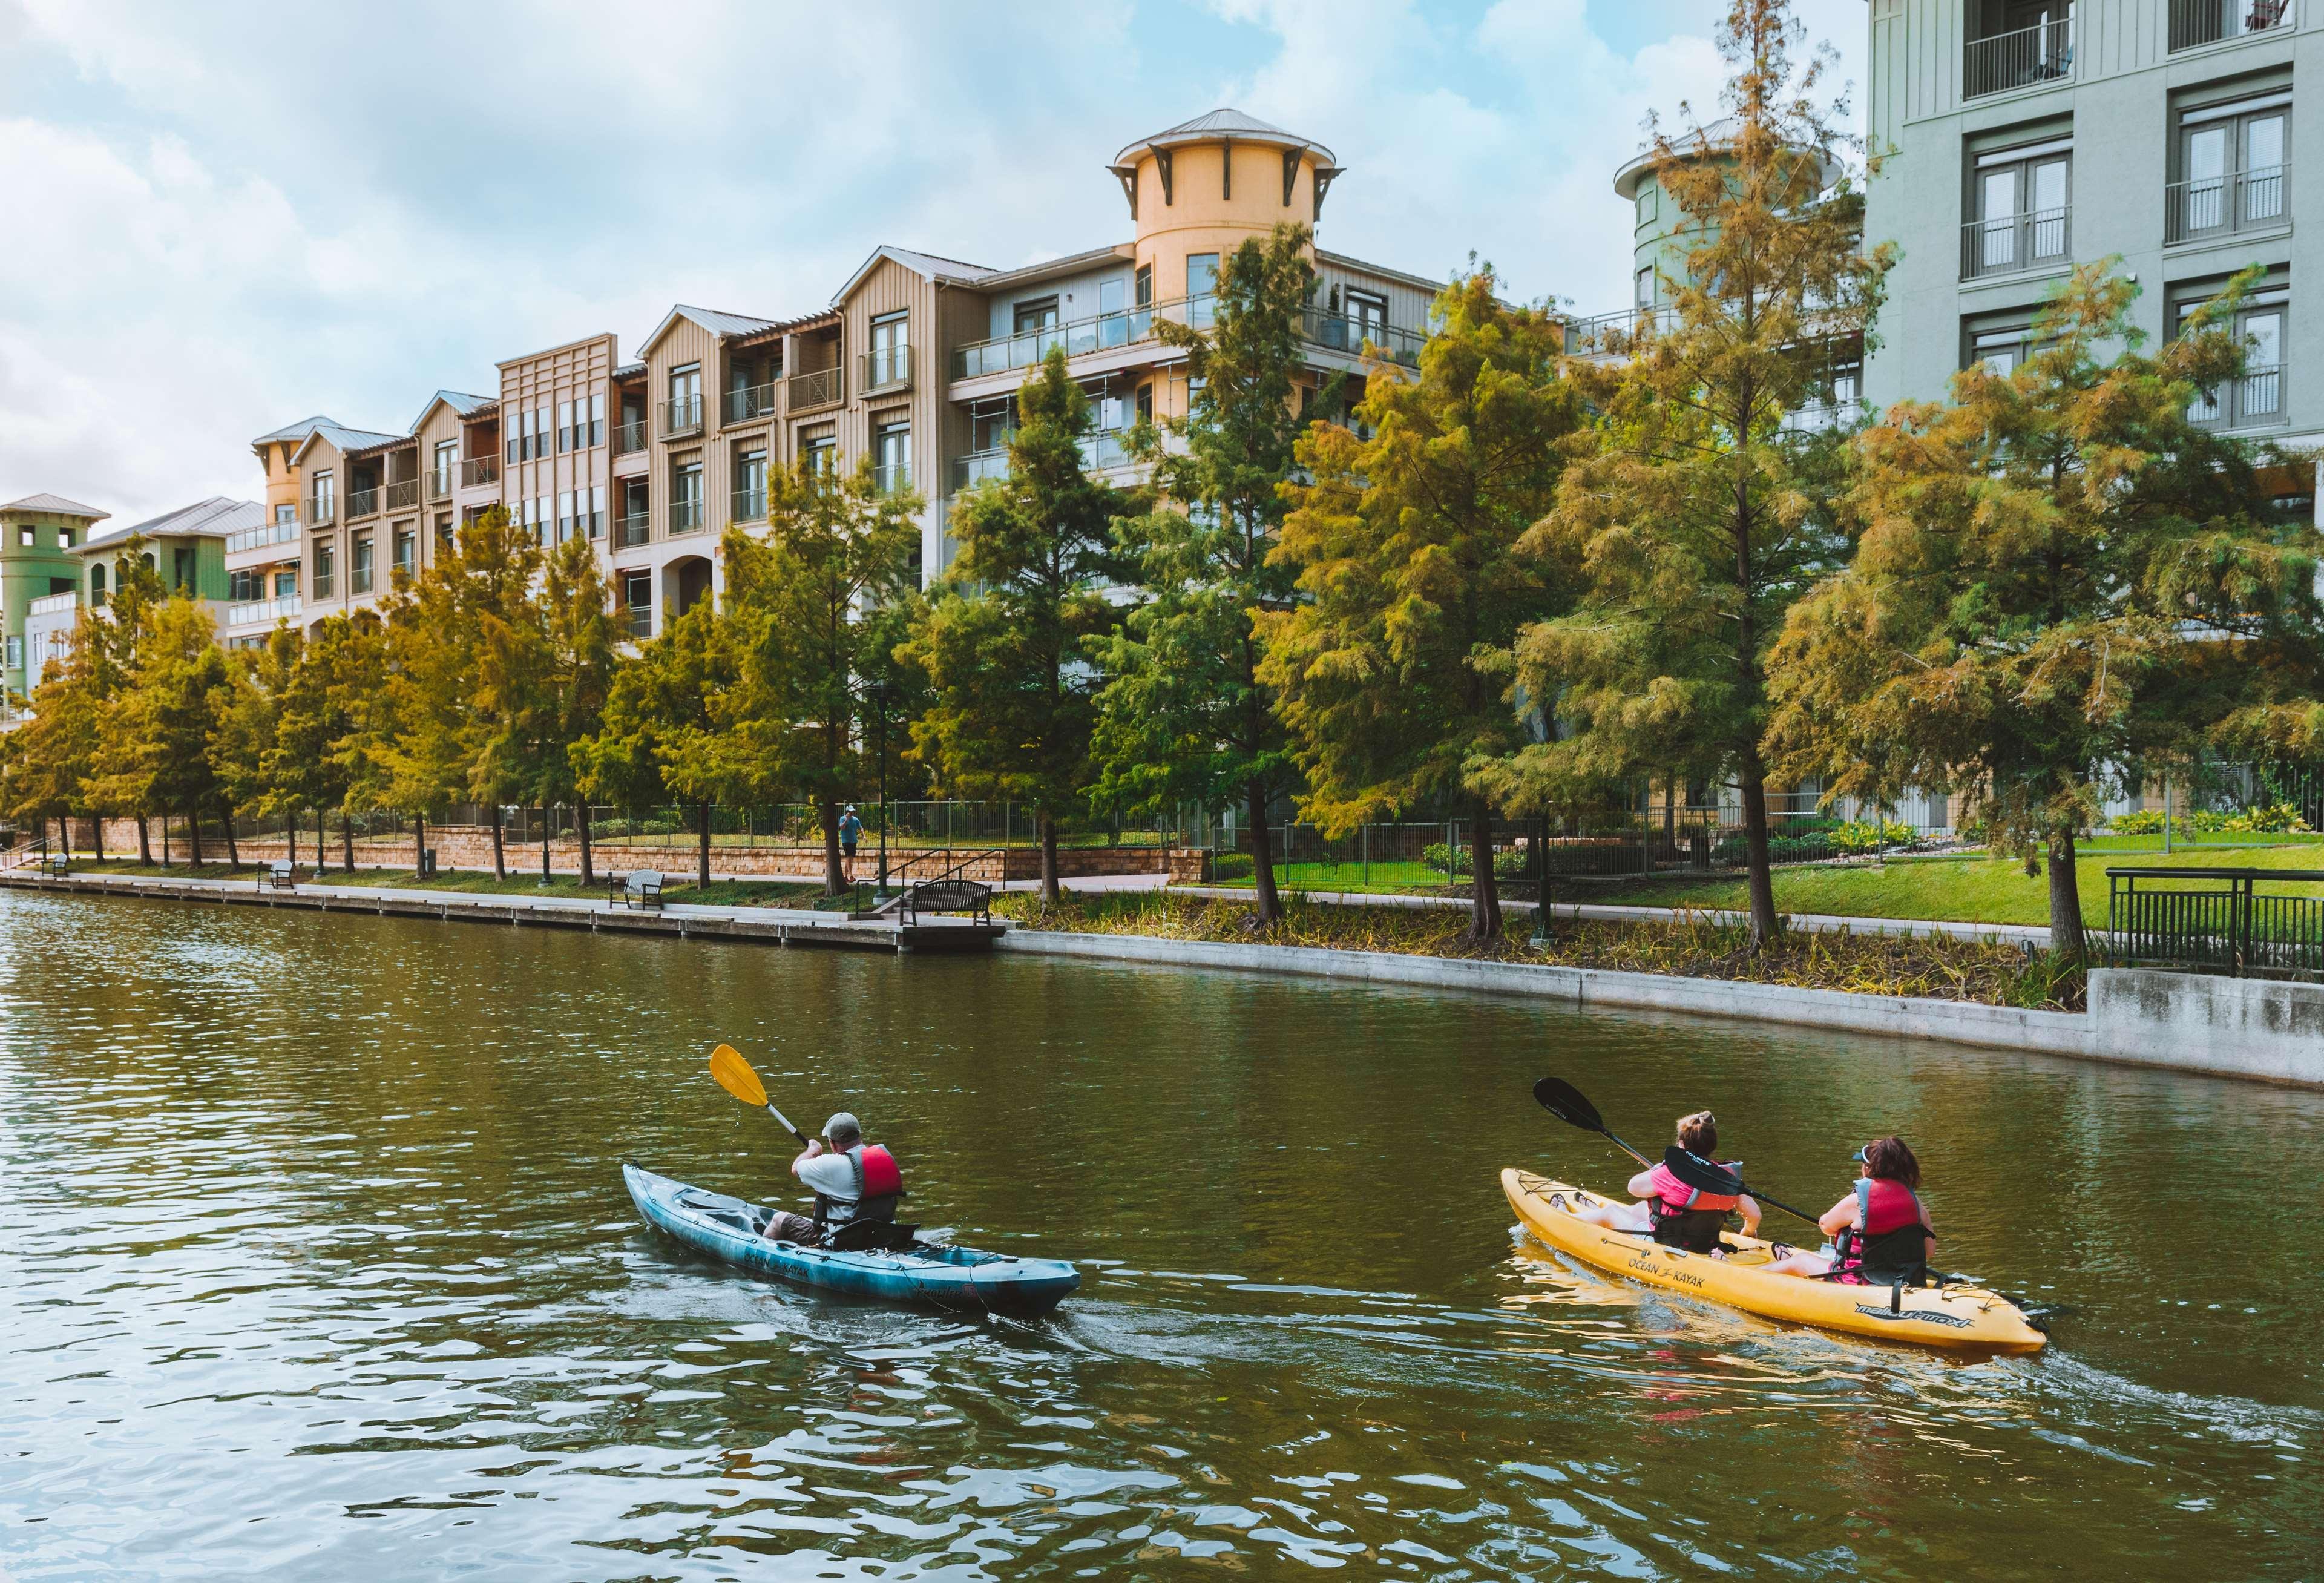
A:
[823,1111,862,1147]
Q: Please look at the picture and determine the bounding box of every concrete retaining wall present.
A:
[2087,969,2324,1086]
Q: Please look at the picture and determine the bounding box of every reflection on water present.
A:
[1,889,2316,1578]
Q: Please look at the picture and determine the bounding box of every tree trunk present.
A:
[188,807,206,867]
[489,803,506,880]
[57,814,73,861]
[341,809,355,874]
[577,808,594,887]
[1039,814,1062,905]
[223,808,240,870]
[1467,795,1502,941]
[822,797,846,894]
[315,807,324,868]
[92,814,105,864]
[697,799,712,889]
[136,814,151,866]
[161,815,171,866]
[1736,754,1781,949]
[1247,778,1282,924]
[2048,826,2087,964]
[413,812,425,876]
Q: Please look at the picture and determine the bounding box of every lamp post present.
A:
[873,679,891,896]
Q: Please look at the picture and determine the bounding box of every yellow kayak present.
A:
[1502,1168,2047,1354]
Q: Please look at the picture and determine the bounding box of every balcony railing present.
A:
[1561,303,1682,354]
[312,572,335,600]
[386,479,419,511]
[2191,360,2286,430]
[952,295,1208,380]
[661,395,704,438]
[428,469,455,499]
[461,456,500,487]
[625,606,652,640]
[306,497,337,527]
[1299,308,1426,367]
[28,591,77,617]
[670,497,705,534]
[788,366,844,410]
[615,418,647,453]
[725,383,780,424]
[953,430,1135,490]
[1963,16,2075,99]
[860,346,913,393]
[346,487,381,519]
[226,594,301,627]
[350,563,375,596]
[226,519,302,555]
[2166,163,2290,243]
[616,512,651,548]
[872,462,911,496]
[2170,0,2292,50]
[730,487,767,524]
[1961,205,2073,279]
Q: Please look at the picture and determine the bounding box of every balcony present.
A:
[788,365,844,411]
[461,456,500,487]
[615,418,648,455]
[724,383,780,425]
[312,572,335,600]
[428,469,455,499]
[1299,307,1426,368]
[386,479,419,511]
[872,462,911,496]
[2170,0,2292,50]
[730,487,767,524]
[346,487,381,520]
[28,591,77,617]
[661,395,704,439]
[615,512,651,548]
[669,497,704,535]
[860,346,913,395]
[350,562,375,597]
[952,430,1134,490]
[1561,302,1681,354]
[306,497,337,527]
[1964,16,2074,99]
[226,519,301,556]
[2191,359,2286,430]
[1961,206,2072,279]
[625,605,652,640]
[2166,164,2290,244]
[226,594,301,628]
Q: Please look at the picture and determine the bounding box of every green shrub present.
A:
[1422,841,1536,878]
[1209,852,1255,881]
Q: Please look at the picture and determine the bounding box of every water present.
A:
[2,889,2317,1578]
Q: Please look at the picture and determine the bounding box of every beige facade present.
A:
[241,109,1440,639]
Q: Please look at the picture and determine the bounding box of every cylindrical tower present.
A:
[1109,109,1341,309]
[1613,117,1842,319]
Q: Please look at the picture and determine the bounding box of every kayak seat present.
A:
[826,1220,922,1254]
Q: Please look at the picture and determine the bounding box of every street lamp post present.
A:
[873,680,891,897]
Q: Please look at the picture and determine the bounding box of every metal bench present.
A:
[260,860,297,891]
[44,852,69,877]
[902,878,991,926]
[622,869,664,912]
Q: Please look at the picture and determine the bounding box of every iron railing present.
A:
[2107,866,2324,977]
[615,418,647,453]
[461,456,500,487]
[669,496,704,533]
[860,346,913,393]
[661,395,704,438]
[1299,307,1425,367]
[2190,360,2285,429]
[1961,205,2072,278]
[226,594,301,627]
[730,487,766,524]
[385,479,419,510]
[226,519,301,555]
[724,383,780,424]
[2170,0,2293,51]
[428,468,455,499]
[2165,163,2290,243]
[615,512,650,548]
[953,430,1134,490]
[312,571,335,599]
[871,462,911,496]
[346,487,380,520]
[788,366,843,410]
[1964,16,2075,99]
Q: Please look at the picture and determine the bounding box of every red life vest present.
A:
[1646,1159,1742,1254]
[1832,1177,1935,1286]
[815,1143,904,1228]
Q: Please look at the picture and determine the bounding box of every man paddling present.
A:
[762,1111,905,1245]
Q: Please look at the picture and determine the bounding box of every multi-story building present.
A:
[22,499,255,684]
[1864,0,2316,487]
[243,110,1440,640]
[1,493,107,702]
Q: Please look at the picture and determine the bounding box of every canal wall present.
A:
[996,929,2324,1088]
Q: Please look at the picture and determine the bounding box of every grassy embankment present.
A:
[993,890,2084,1011]
[37,861,826,909]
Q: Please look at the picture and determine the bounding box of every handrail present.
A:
[227,594,301,627]
[2170,0,2293,50]
[2165,163,2290,243]
[461,456,499,487]
[723,383,780,424]
[385,479,419,510]
[2190,358,2286,430]
[661,395,704,438]
[787,366,843,410]
[859,346,913,392]
[227,519,301,555]
[614,418,648,453]
[346,487,380,519]
[1960,205,2072,280]
[307,498,337,526]
[615,512,650,547]
[27,591,78,616]
[1963,15,2074,99]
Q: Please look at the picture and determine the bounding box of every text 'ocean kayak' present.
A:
[624,1163,1080,1315]
[1502,1168,2046,1353]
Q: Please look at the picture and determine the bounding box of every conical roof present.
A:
[1113,107,1336,170]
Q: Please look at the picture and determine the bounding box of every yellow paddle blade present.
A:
[708,1043,767,1108]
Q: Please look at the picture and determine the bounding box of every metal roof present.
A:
[1612,116,1843,200]
[0,492,108,520]
[637,303,784,358]
[405,390,496,434]
[830,245,997,306]
[81,496,261,551]
[250,414,335,447]
[1112,107,1337,170]
[290,420,405,464]
[971,244,1137,292]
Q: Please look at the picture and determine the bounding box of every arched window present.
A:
[91,562,107,608]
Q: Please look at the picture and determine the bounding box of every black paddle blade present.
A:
[1532,1077,1604,1133]
[1662,1145,1745,1196]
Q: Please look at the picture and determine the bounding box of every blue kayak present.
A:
[622,1163,1081,1315]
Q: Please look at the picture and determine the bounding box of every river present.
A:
[1,889,2316,1578]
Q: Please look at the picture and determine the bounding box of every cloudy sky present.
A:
[1,0,1866,525]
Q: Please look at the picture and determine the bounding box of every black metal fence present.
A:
[2106,867,2324,978]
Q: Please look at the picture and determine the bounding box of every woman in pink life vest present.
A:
[1762,1136,1937,1284]
[761,1111,905,1246]
[1569,1110,1762,1255]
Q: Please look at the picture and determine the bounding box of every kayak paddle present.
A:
[709,1043,811,1147]
[1531,1076,1825,1229]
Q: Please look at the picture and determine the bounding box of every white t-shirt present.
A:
[796,1151,859,1202]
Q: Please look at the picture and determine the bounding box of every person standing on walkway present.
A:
[838,806,862,883]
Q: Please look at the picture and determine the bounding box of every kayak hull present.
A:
[624,1163,1080,1316]
[1502,1168,2046,1353]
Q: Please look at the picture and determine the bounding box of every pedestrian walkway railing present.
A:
[2106,866,2324,978]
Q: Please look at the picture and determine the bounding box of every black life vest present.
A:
[1830,1177,1935,1286]
[812,1143,904,1229]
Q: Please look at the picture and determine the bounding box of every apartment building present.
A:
[1865,0,2318,487]
[241,110,1442,642]
[1,493,107,699]
[21,498,254,686]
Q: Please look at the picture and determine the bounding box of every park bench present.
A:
[901,877,991,927]
[44,852,70,878]
[620,870,665,912]
[260,860,297,892]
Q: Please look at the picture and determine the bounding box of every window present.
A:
[1968,321,2036,375]
[1635,266,1655,309]
[93,562,109,606]
[869,311,910,387]
[586,485,605,539]
[534,407,550,458]
[2180,283,2286,429]
[536,495,550,542]
[1135,263,1153,308]
[1967,139,2071,278]
[310,472,335,521]
[734,447,767,521]
[172,546,195,591]
[802,432,836,476]
[313,538,336,598]
[350,536,374,595]
[1188,252,1219,327]
[275,503,296,526]
[15,526,31,548]
[4,636,18,672]
[507,416,520,465]
[432,439,458,495]
[436,512,455,555]
[621,570,652,638]
[273,565,298,598]
[1137,383,1154,424]
[1014,297,1059,337]
[970,396,1014,454]
[672,457,704,530]
[558,490,575,541]
[873,422,910,494]
[668,363,703,435]
[393,530,415,578]
[2173,95,2289,242]
[620,478,649,545]
[589,392,605,447]
[59,527,74,548]
[1635,183,1657,225]
[557,400,574,453]
[1345,288,1388,343]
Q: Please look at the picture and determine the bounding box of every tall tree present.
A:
[1262,271,1587,939]
[531,532,622,885]
[1519,0,1889,947]
[1094,222,1316,923]
[1767,268,2324,960]
[210,625,298,860]
[80,539,172,861]
[9,624,107,860]
[724,461,921,894]
[269,617,379,871]
[902,345,1134,903]
[111,599,233,865]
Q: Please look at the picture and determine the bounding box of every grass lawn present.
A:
[45,861,826,909]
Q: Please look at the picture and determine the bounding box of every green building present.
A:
[1,493,108,701]
[16,499,254,693]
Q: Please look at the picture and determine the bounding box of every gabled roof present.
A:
[1316,249,1450,298]
[972,243,1137,292]
[289,420,404,466]
[832,245,997,306]
[1112,107,1338,169]
[0,493,108,521]
[251,414,335,447]
[82,497,261,551]
[408,390,496,433]
[637,304,784,359]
